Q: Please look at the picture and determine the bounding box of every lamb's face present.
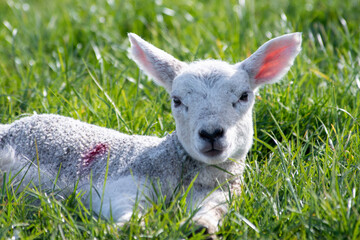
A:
[128,32,302,164]
[171,60,254,164]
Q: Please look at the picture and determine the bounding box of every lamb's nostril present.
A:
[213,128,224,138]
[199,128,224,142]
[199,129,211,141]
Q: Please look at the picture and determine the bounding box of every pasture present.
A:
[0,0,359,239]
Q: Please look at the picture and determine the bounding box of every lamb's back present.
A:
[0,114,165,183]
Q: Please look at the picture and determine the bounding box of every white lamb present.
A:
[0,32,301,234]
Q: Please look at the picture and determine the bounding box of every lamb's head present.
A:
[129,33,301,164]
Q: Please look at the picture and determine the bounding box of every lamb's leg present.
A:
[191,188,228,235]
[85,175,147,224]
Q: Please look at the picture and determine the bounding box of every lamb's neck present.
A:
[170,131,190,163]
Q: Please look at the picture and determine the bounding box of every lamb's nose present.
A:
[199,128,224,143]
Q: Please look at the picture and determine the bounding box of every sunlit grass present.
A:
[0,0,360,239]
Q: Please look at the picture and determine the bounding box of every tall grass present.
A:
[0,0,359,239]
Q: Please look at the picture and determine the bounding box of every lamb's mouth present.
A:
[199,142,228,158]
[202,148,224,157]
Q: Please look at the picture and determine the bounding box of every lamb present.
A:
[0,32,301,235]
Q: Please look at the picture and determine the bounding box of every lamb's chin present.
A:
[190,151,229,165]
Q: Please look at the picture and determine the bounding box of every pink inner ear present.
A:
[131,40,154,73]
[130,36,162,80]
[254,44,293,81]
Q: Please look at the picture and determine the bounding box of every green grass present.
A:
[1,0,360,239]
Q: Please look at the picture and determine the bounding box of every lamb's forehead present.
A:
[172,59,250,94]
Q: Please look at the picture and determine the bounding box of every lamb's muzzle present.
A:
[198,127,227,157]
[0,32,302,234]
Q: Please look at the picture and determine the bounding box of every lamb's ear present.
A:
[128,33,187,92]
[239,33,302,89]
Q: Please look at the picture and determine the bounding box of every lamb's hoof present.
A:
[193,225,217,239]
[193,218,218,239]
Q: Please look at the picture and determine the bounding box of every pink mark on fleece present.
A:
[82,143,108,167]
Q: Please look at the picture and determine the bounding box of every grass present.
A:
[0,0,360,239]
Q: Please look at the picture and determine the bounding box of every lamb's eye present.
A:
[172,97,182,107]
[239,92,249,102]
